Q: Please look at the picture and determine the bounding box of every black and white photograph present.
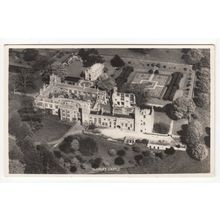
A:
[7,45,214,175]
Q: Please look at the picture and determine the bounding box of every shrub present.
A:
[153,122,169,134]
[164,147,175,155]
[91,158,103,169]
[141,139,149,145]
[108,148,117,156]
[114,157,125,166]
[117,149,126,157]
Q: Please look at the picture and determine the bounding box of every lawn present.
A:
[172,118,188,136]
[65,60,84,77]
[51,131,211,174]
[154,111,172,129]
[33,115,72,142]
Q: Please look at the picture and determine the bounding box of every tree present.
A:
[182,121,202,147]
[41,67,52,84]
[171,97,196,120]
[37,142,66,174]
[9,112,21,136]
[189,120,203,137]
[18,97,43,130]
[79,137,98,156]
[23,49,39,61]
[188,144,208,161]
[117,149,126,157]
[78,49,104,67]
[91,157,103,169]
[110,55,125,67]
[114,157,125,165]
[14,69,34,92]
[196,79,210,93]
[181,49,204,65]
[164,147,175,155]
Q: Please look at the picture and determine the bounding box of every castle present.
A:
[34,70,154,134]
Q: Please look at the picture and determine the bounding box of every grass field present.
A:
[33,115,72,142]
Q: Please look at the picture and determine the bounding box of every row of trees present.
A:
[194,69,210,109]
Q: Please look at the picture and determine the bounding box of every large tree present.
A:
[171,97,196,120]
[188,144,208,161]
[182,120,203,147]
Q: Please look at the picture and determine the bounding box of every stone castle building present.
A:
[35,74,154,133]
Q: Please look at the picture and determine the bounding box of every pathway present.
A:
[8,121,84,149]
